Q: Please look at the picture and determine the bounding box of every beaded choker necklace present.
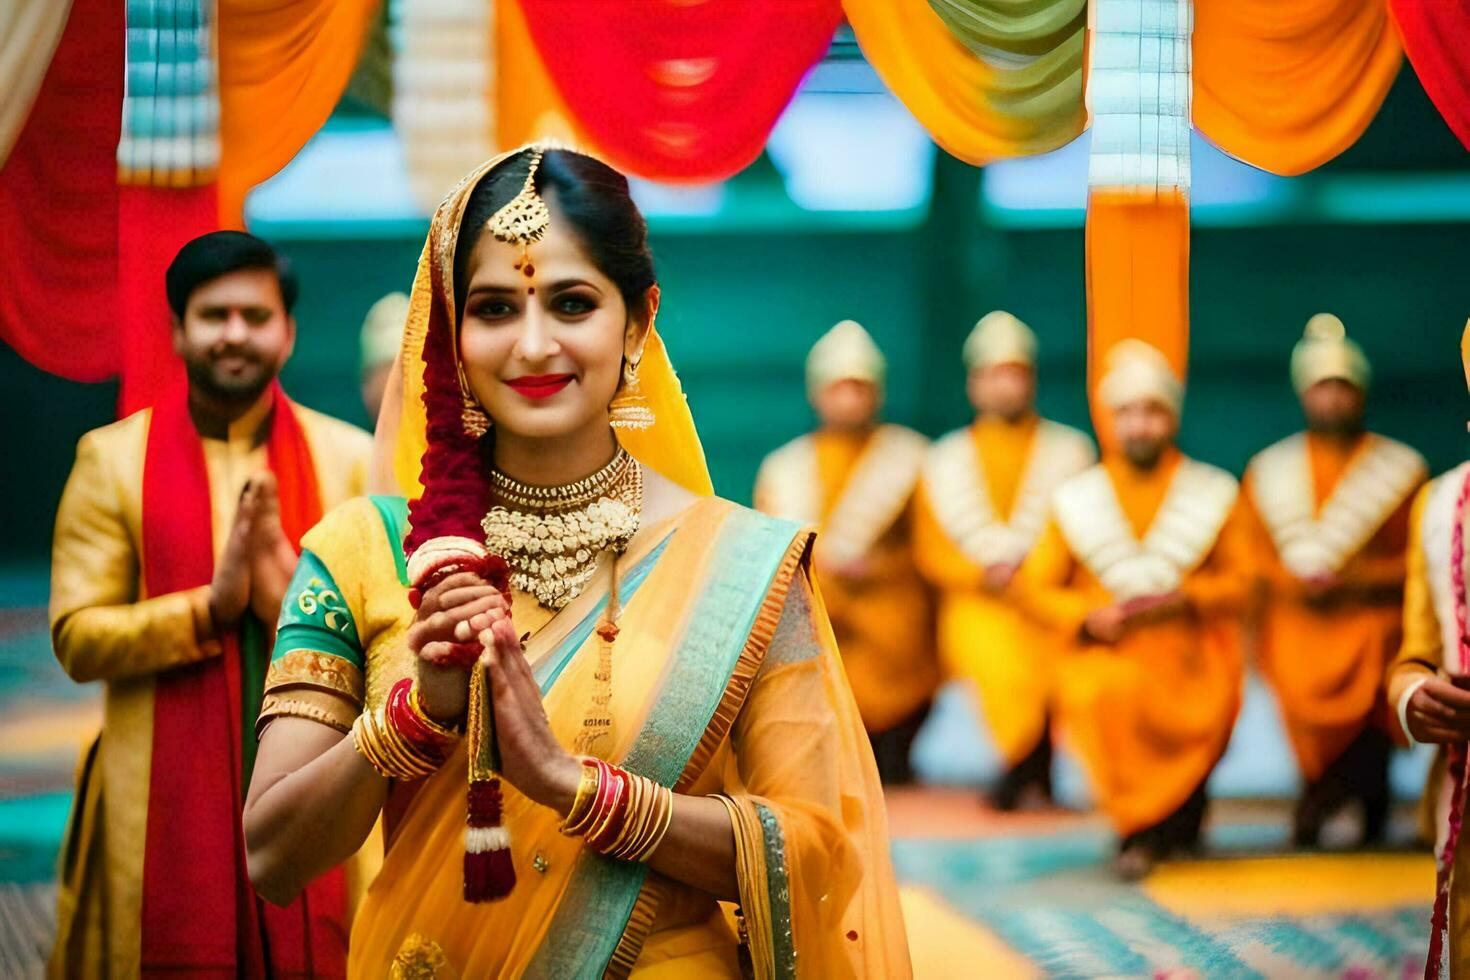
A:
[481,448,644,610]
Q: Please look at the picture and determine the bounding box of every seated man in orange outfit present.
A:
[755,319,937,783]
[912,311,1094,809]
[1245,314,1425,847]
[1016,340,1252,878]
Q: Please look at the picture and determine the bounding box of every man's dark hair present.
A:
[165,230,299,319]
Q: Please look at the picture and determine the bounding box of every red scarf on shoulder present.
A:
[139,381,347,977]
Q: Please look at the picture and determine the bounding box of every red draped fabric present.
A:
[516,0,842,182]
[0,0,122,383]
[1392,0,1470,152]
[140,381,344,975]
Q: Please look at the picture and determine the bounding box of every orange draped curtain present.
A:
[843,0,1087,165]
[217,0,380,227]
[1193,0,1402,176]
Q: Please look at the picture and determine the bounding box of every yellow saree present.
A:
[264,491,907,977]
[276,145,909,977]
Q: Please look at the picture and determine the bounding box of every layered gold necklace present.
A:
[481,448,644,610]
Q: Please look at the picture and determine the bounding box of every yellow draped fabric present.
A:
[843,0,1086,164]
[1193,0,1402,176]
[216,0,379,228]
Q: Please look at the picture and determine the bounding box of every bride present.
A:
[241,145,909,978]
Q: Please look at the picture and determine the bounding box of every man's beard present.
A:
[1122,439,1167,469]
[1306,415,1364,439]
[186,352,275,406]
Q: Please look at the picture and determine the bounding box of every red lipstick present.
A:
[505,373,574,400]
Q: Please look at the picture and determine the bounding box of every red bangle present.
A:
[385,678,457,759]
[587,766,632,852]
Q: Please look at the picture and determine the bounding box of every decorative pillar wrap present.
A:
[1084,0,1194,443]
[118,0,220,187]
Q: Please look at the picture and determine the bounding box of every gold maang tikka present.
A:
[488,146,551,275]
[459,147,555,437]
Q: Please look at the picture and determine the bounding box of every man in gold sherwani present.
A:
[1017,341,1252,879]
[912,312,1094,809]
[755,320,936,783]
[49,232,371,976]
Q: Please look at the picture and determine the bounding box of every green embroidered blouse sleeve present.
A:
[257,548,367,736]
[274,549,365,669]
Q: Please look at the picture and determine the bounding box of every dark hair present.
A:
[165,230,299,319]
[452,149,656,321]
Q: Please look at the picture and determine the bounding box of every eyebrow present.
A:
[465,279,602,298]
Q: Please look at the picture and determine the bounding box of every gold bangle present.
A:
[353,706,438,780]
[560,759,602,836]
[635,786,676,863]
[610,775,654,859]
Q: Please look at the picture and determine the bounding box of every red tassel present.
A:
[464,777,515,902]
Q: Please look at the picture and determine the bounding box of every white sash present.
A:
[1422,463,1470,668]
[1248,432,1426,579]
[1053,458,1239,602]
[922,420,1095,568]
[755,425,928,564]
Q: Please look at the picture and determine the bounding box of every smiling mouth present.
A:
[505,374,575,399]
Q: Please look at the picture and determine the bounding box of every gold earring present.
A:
[609,350,654,430]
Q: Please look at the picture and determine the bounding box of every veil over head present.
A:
[368,147,714,501]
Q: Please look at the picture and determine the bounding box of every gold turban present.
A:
[1290,313,1370,394]
[963,311,1036,371]
[1098,339,1183,415]
[361,292,411,375]
[806,319,886,395]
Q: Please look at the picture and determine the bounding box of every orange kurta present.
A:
[913,418,1050,764]
[810,431,938,734]
[1246,433,1420,780]
[1017,452,1251,835]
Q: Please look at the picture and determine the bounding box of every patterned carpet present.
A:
[0,600,1439,977]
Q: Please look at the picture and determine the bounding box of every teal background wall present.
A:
[3,67,1468,572]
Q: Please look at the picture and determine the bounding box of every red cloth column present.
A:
[0,0,122,383]
[1392,0,1470,152]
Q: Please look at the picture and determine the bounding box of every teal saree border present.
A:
[755,802,796,980]
[522,507,803,979]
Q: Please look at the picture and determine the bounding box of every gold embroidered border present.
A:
[257,690,358,738]
[265,648,365,701]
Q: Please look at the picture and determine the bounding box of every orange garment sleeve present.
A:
[1012,517,1091,642]
[910,483,984,592]
[1181,498,1254,619]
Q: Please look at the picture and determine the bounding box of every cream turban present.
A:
[360,292,411,375]
[963,311,1037,371]
[806,319,886,395]
[1290,313,1370,394]
[1099,339,1183,415]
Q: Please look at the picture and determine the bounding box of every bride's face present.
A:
[458,205,640,441]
